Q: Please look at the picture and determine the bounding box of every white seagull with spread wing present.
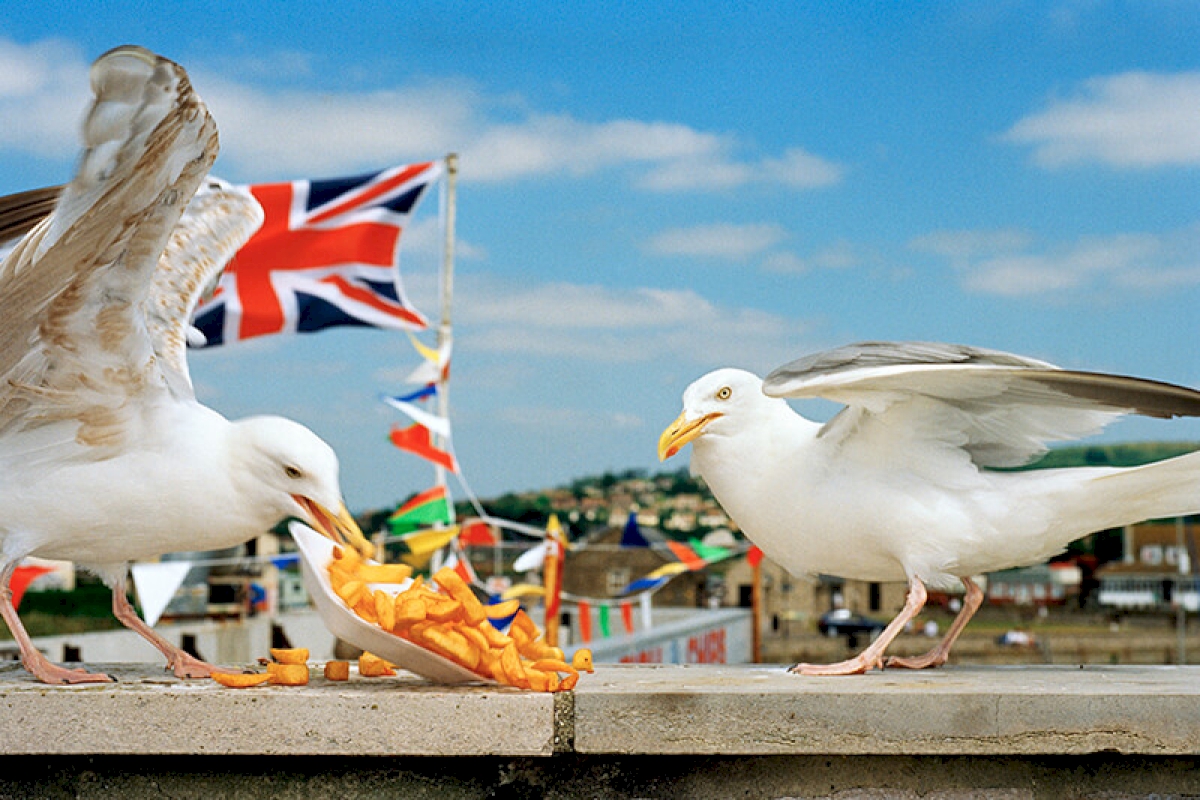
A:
[0,46,372,684]
[660,341,1200,675]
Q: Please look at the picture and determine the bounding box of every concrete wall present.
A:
[2,662,1199,797]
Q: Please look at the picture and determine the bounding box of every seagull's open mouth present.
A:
[293,495,375,559]
[658,411,723,461]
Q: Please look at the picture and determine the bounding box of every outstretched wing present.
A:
[0,186,63,250]
[763,341,1200,468]
[0,46,217,451]
[146,178,263,397]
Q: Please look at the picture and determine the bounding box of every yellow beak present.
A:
[293,495,375,559]
[657,411,722,461]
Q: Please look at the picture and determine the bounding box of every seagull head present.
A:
[231,416,375,559]
[658,368,781,461]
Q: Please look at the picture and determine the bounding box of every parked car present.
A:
[818,608,887,639]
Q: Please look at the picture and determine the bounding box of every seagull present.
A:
[0,46,373,685]
[659,341,1200,675]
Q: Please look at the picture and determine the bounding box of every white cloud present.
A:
[918,225,1200,298]
[639,145,843,192]
[451,273,812,371]
[1004,71,1200,168]
[908,228,1033,261]
[645,222,788,260]
[0,37,841,194]
[0,38,90,157]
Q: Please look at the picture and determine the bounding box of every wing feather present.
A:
[0,46,217,452]
[764,341,1200,468]
[146,179,263,397]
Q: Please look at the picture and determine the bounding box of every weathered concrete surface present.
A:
[574,663,1200,756]
[0,662,554,756]
[3,662,1200,798]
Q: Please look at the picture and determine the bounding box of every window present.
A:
[606,567,631,596]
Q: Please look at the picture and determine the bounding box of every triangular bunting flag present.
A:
[620,600,635,635]
[620,511,651,548]
[389,424,458,472]
[459,520,498,547]
[131,561,193,627]
[392,526,459,569]
[688,537,731,563]
[10,565,53,610]
[405,333,452,384]
[647,561,690,580]
[666,540,706,571]
[621,576,668,594]
[513,541,548,573]
[382,395,451,439]
[501,583,546,601]
[392,383,437,404]
[576,600,593,644]
[389,485,452,535]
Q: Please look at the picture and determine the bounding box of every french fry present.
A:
[485,598,520,619]
[423,595,462,623]
[326,552,591,692]
[520,640,565,662]
[458,623,491,656]
[510,610,540,641]
[394,596,427,626]
[270,647,309,665]
[335,579,367,608]
[531,658,574,674]
[374,590,396,632]
[356,563,414,584]
[572,649,595,673]
[478,620,513,649]
[433,567,486,626]
[324,660,350,681]
[212,671,272,688]
[415,624,479,670]
[359,651,396,677]
[267,662,310,686]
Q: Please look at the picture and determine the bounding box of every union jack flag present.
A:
[192,161,442,346]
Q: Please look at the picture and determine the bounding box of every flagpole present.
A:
[435,153,457,500]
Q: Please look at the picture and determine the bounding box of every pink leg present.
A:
[790,576,928,676]
[886,576,983,670]
[0,561,113,684]
[109,576,233,679]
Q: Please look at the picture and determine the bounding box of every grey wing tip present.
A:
[763,340,1060,397]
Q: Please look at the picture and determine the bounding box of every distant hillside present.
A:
[1018,442,1200,470]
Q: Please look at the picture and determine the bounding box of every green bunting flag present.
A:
[389,485,452,535]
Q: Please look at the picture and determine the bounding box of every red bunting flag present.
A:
[459,520,497,547]
[576,600,593,644]
[620,600,634,635]
[388,424,458,473]
[666,540,706,571]
[747,545,764,567]
[10,565,52,610]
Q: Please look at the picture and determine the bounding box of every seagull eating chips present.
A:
[660,341,1200,675]
[0,46,372,684]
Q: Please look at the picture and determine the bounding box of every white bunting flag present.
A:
[131,561,193,627]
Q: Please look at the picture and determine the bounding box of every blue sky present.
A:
[2,3,1199,512]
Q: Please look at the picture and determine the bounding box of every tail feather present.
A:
[1078,450,1200,531]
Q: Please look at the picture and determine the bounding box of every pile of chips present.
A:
[328,544,593,692]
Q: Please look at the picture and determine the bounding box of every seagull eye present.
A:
[716,386,732,400]
[284,465,303,480]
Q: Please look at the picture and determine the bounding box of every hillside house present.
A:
[1097,520,1199,612]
